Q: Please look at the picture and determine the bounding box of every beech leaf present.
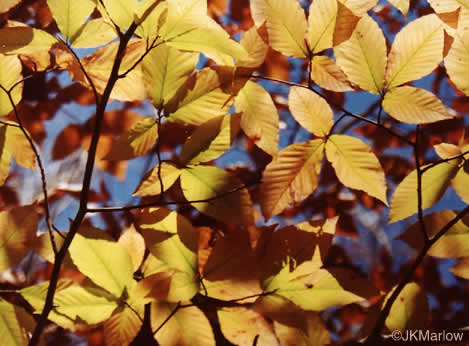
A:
[309,55,353,92]
[0,54,23,116]
[47,0,96,41]
[445,30,469,96]
[133,163,181,197]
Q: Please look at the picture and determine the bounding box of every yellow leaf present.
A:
[152,302,215,346]
[165,68,234,125]
[218,307,278,346]
[388,0,410,16]
[385,14,444,89]
[445,30,469,96]
[105,117,158,161]
[236,81,279,156]
[453,162,469,204]
[335,14,387,94]
[0,0,20,14]
[260,140,324,220]
[101,0,137,29]
[288,87,334,136]
[389,161,461,223]
[306,0,337,54]
[385,283,428,331]
[427,0,469,13]
[133,162,181,197]
[451,257,469,279]
[274,312,330,346]
[180,166,255,225]
[383,86,454,124]
[47,0,96,41]
[142,43,198,109]
[0,54,22,116]
[181,114,241,164]
[251,0,308,58]
[103,304,144,346]
[0,299,29,346]
[70,18,117,48]
[338,0,378,16]
[434,143,462,159]
[1,123,36,170]
[118,225,146,271]
[309,55,353,92]
[69,233,135,297]
[0,205,39,272]
[135,0,167,40]
[0,26,57,71]
[160,0,206,39]
[237,26,268,68]
[326,135,388,204]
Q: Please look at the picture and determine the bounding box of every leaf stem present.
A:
[414,125,429,243]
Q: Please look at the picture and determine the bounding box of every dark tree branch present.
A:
[413,125,429,243]
[152,302,181,336]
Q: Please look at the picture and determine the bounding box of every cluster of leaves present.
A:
[0,0,468,345]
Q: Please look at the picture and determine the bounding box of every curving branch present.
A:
[413,125,429,243]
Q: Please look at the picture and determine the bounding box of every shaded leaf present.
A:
[453,156,469,204]
[133,163,181,197]
[118,225,146,271]
[335,14,387,94]
[0,299,29,346]
[385,14,444,89]
[236,81,279,156]
[47,0,96,41]
[274,312,330,346]
[389,161,461,223]
[450,257,469,279]
[383,86,454,124]
[180,166,254,224]
[260,140,324,220]
[338,0,378,16]
[326,135,388,205]
[103,303,144,346]
[288,87,334,137]
[0,54,23,117]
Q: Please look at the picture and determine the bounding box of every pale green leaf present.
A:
[453,161,469,204]
[181,114,240,164]
[260,140,324,220]
[152,302,215,346]
[101,0,136,29]
[70,18,117,48]
[288,86,334,136]
[47,0,96,41]
[0,54,22,116]
[445,30,469,96]
[389,161,461,223]
[306,0,337,53]
[335,14,387,94]
[142,43,198,109]
[326,135,388,205]
[383,86,454,124]
[236,81,279,156]
[69,233,135,297]
[135,0,167,40]
[180,166,254,224]
[105,117,158,161]
[133,163,181,197]
[385,14,444,89]
[0,299,28,346]
[309,55,353,92]
[385,283,428,331]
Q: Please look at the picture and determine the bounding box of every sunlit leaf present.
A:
[101,0,136,29]
[133,163,181,197]
[333,2,360,46]
[142,43,198,109]
[338,0,378,16]
[385,283,428,331]
[70,18,117,48]
[69,233,135,297]
[236,81,279,156]
[218,307,278,346]
[450,257,469,279]
[0,205,39,272]
[135,0,167,40]
[118,225,146,271]
[309,55,353,92]
[326,135,388,205]
[180,114,241,164]
[383,86,454,124]
[434,142,462,159]
[389,161,461,223]
[103,303,144,346]
[427,0,469,13]
[105,117,158,161]
[0,0,20,14]
[237,26,268,68]
[0,299,29,346]
[251,0,308,57]
[445,30,469,96]
[260,140,324,220]
[306,0,337,53]
[180,166,254,224]
[47,0,96,41]
[152,302,215,346]
[385,14,444,89]
[288,87,334,137]
[388,0,410,16]
[335,14,387,94]
[0,54,23,116]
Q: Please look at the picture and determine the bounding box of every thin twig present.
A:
[155,111,165,202]
[0,120,21,127]
[124,301,145,324]
[117,35,163,79]
[365,204,469,344]
[414,125,429,242]
[153,302,181,336]
[421,150,469,173]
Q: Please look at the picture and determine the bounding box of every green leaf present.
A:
[105,117,158,161]
[326,135,388,205]
[0,205,39,272]
[385,283,428,331]
[0,54,23,117]
[135,0,167,40]
[142,43,198,109]
[180,166,254,224]
[133,163,181,197]
[260,140,324,220]
[101,0,136,29]
[236,81,279,157]
[389,161,461,223]
[69,233,135,297]
[47,0,96,41]
[181,114,241,165]
[0,299,28,346]
[70,18,117,48]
